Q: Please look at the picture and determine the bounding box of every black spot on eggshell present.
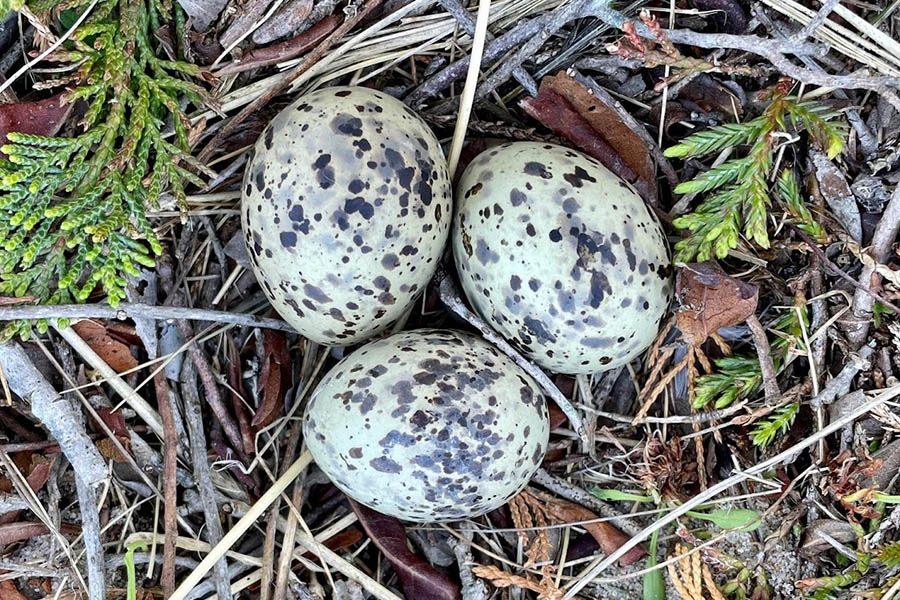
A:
[332,114,364,136]
[280,232,297,248]
[523,161,552,179]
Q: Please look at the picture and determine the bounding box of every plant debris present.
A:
[0,0,896,599]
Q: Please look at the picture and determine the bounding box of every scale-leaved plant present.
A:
[0,0,213,338]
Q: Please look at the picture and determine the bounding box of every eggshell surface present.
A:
[452,142,672,374]
[303,329,550,522]
[242,86,452,345]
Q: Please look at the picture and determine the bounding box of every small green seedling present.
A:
[125,541,148,600]
[686,508,761,532]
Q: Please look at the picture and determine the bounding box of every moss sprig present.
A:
[750,402,799,449]
[0,0,214,338]
[665,82,845,263]
[693,306,807,410]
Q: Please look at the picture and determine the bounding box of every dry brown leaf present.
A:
[96,437,130,462]
[0,93,72,160]
[349,500,461,600]
[251,329,291,429]
[541,495,647,566]
[0,580,28,600]
[675,262,758,346]
[519,71,657,204]
[72,320,139,374]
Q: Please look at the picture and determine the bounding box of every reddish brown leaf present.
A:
[543,497,647,566]
[349,500,461,600]
[96,406,129,437]
[251,329,291,429]
[547,401,568,430]
[0,580,28,600]
[227,339,255,457]
[72,321,139,374]
[0,93,71,159]
[298,528,363,562]
[0,522,79,545]
[24,455,52,493]
[519,71,656,204]
[675,262,758,346]
[0,454,53,524]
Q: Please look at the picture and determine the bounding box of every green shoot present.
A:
[591,489,653,503]
[750,402,799,449]
[666,84,845,262]
[643,529,665,600]
[125,541,148,600]
[693,307,807,409]
[876,542,900,568]
[685,508,761,532]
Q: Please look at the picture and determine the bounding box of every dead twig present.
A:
[181,358,233,600]
[177,320,246,461]
[811,344,874,409]
[846,183,900,348]
[153,370,178,596]
[0,343,107,486]
[273,423,307,600]
[437,273,585,439]
[406,13,548,106]
[198,0,384,163]
[746,314,781,406]
[73,472,105,600]
[0,342,106,599]
[214,15,341,76]
[790,0,841,45]
[436,0,537,96]
[788,224,900,316]
[0,302,295,332]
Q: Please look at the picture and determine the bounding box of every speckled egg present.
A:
[241,86,452,345]
[452,142,673,375]
[303,328,550,522]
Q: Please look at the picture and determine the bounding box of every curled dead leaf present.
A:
[251,329,291,429]
[72,321,139,374]
[675,262,758,346]
[800,519,858,556]
[538,493,647,566]
[519,71,657,204]
[349,500,461,600]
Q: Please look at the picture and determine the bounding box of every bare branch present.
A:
[0,302,295,332]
